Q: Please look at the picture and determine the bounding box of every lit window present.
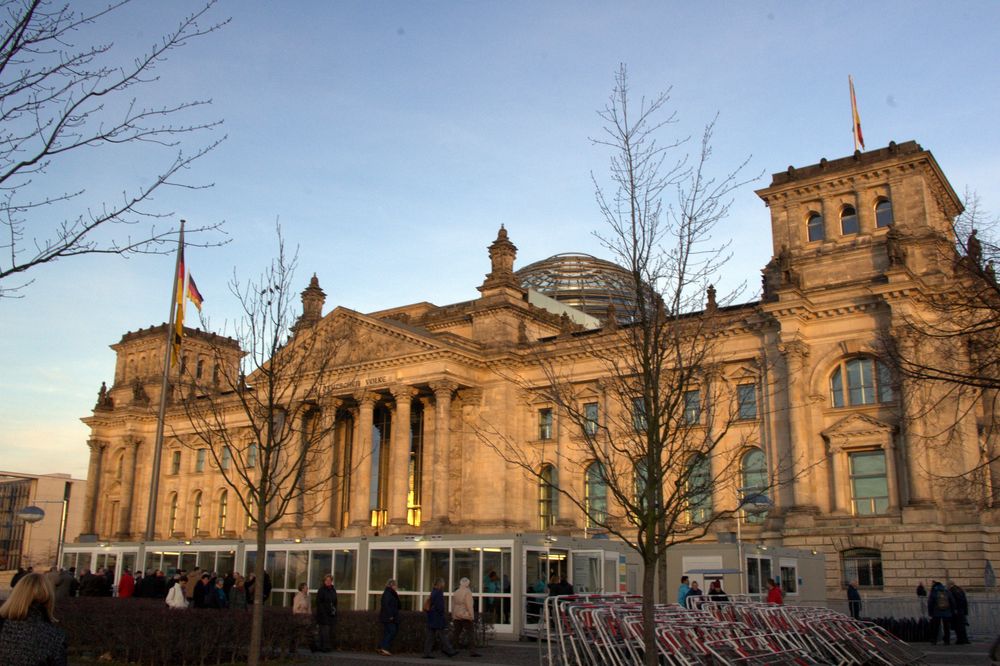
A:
[539,464,558,531]
[585,462,607,528]
[195,448,207,472]
[740,448,768,525]
[192,491,202,533]
[849,451,889,515]
[807,212,825,242]
[842,548,883,588]
[686,454,712,524]
[170,450,181,475]
[217,490,228,536]
[538,408,553,440]
[221,447,231,471]
[737,384,757,420]
[583,402,599,436]
[247,496,255,529]
[875,199,894,228]
[632,397,647,432]
[683,390,701,425]
[841,205,859,235]
[830,357,894,407]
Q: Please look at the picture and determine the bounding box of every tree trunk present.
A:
[642,562,658,666]
[249,520,267,665]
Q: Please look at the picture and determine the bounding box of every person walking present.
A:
[293,582,311,615]
[0,572,68,666]
[927,580,954,645]
[423,578,457,659]
[847,580,862,619]
[208,577,229,609]
[315,574,338,653]
[452,577,481,657]
[948,581,970,644]
[377,579,401,656]
[117,568,135,598]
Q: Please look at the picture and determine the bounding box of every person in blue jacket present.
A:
[423,578,457,658]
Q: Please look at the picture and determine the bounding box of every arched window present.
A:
[841,205,859,235]
[740,448,768,525]
[875,199,894,228]
[167,493,179,535]
[842,548,883,588]
[686,454,712,524]
[217,489,228,536]
[115,452,124,480]
[192,491,203,534]
[584,462,607,528]
[539,464,558,531]
[807,212,825,242]
[830,357,894,407]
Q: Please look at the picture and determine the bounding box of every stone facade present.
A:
[79,141,1000,596]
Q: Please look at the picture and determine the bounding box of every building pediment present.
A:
[313,307,455,366]
[821,412,894,450]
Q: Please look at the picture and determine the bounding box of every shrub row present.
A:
[58,598,456,664]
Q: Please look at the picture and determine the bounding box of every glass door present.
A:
[523,547,568,630]
[569,550,603,594]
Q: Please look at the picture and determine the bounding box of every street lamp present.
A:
[16,499,70,569]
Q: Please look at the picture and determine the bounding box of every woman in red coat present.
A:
[766,578,783,605]
[117,569,135,598]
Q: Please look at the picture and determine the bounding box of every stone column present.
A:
[117,437,141,538]
[417,396,434,524]
[779,339,817,512]
[429,380,457,524]
[894,328,935,506]
[830,445,849,514]
[349,392,378,528]
[388,385,417,527]
[82,439,107,535]
[316,399,340,531]
[884,435,901,511]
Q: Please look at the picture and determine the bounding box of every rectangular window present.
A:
[683,390,701,425]
[632,397,647,432]
[737,384,757,420]
[779,560,798,595]
[746,556,772,595]
[195,448,206,473]
[849,451,889,515]
[583,402,599,436]
[538,408,553,440]
[221,447,231,471]
[170,451,181,475]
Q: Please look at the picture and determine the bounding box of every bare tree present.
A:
[0,0,228,297]
[882,191,1000,505]
[479,66,776,666]
[179,228,352,665]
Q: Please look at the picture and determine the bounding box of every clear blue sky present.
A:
[2,1,999,479]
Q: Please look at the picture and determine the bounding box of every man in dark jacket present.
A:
[377,579,401,656]
[423,577,457,658]
[193,573,212,608]
[927,580,954,645]
[315,574,338,653]
[948,581,970,644]
[847,580,862,619]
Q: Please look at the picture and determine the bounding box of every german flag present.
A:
[171,246,205,366]
[850,75,865,151]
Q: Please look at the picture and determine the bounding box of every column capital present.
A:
[87,439,108,453]
[353,391,380,407]
[457,387,483,406]
[390,384,418,402]
[429,380,458,397]
[123,436,142,450]
[778,339,809,361]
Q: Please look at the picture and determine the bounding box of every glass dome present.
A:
[516,253,638,322]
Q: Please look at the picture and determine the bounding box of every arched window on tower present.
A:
[584,462,607,529]
[841,205,859,235]
[807,212,825,242]
[875,198,894,228]
[830,357,894,408]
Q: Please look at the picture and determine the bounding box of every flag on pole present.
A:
[171,237,205,366]
[849,75,865,151]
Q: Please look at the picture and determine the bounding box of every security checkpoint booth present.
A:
[63,532,640,638]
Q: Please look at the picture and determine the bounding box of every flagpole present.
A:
[145,219,186,541]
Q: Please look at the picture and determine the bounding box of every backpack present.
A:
[933,587,950,611]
